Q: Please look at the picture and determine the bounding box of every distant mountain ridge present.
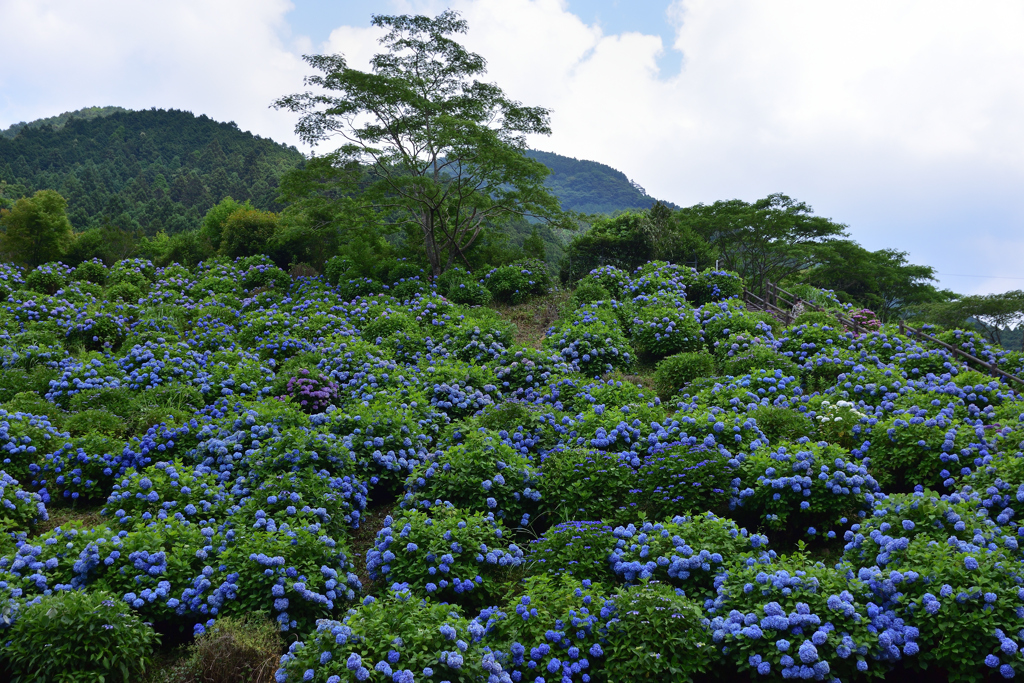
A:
[0,106,130,139]
[0,106,671,234]
[526,149,675,215]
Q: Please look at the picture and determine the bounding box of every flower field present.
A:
[2,255,1024,682]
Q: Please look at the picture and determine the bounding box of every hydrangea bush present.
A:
[0,257,1021,682]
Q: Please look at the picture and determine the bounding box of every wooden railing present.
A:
[742,281,1024,388]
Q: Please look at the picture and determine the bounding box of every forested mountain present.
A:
[0,107,671,240]
[526,149,671,214]
[0,108,304,235]
[0,106,129,139]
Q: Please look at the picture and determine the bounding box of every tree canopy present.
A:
[274,10,565,276]
[676,194,847,295]
[0,189,74,266]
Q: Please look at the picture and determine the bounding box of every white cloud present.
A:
[0,0,307,145]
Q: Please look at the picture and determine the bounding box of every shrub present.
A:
[654,351,716,399]
[65,408,126,438]
[543,312,633,377]
[867,405,976,491]
[636,444,733,519]
[734,440,878,537]
[403,434,541,525]
[631,304,703,359]
[527,520,619,583]
[24,262,70,295]
[0,469,48,532]
[690,268,744,306]
[105,280,143,303]
[491,574,612,682]
[710,553,885,681]
[609,514,768,600]
[569,280,612,308]
[538,448,638,524]
[279,369,339,414]
[603,581,713,681]
[177,612,283,683]
[3,589,159,682]
[579,265,631,299]
[850,308,882,331]
[809,398,869,449]
[747,404,814,444]
[276,584,493,683]
[366,506,525,606]
[483,258,550,304]
[2,392,65,428]
[70,258,108,285]
[436,267,492,306]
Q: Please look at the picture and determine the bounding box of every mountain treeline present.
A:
[525,150,667,215]
[0,108,304,236]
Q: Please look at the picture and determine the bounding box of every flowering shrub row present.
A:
[0,257,1021,682]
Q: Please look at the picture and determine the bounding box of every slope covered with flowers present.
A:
[2,256,1024,682]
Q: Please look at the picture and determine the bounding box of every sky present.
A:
[2,0,1023,296]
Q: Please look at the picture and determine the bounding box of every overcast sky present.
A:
[2,0,1023,295]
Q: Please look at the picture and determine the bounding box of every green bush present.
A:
[527,520,619,583]
[637,445,733,519]
[277,585,491,683]
[2,392,65,428]
[654,350,716,399]
[65,408,127,438]
[105,280,142,303]
[436,267,492,306]
[70,258,108,285]
[603,582,713,682]
[721,345,801,380]
[403,434,541,525]
[3,589,159,682]
[569,280,612,308]
[735,440,878,537]
[542,316,634,377]
[631,304,703,359]
[24,265,67,295]
[747,404,814,444]
[366,506,525,606]
[0,367,60,402]
[538,448,638,524]
[484,258,550,304]
[0,469,48,533]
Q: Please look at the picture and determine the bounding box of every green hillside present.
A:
[0,107,672,240]
[526,149,671,214]
[0,106,129,139]
[0,108,304,235]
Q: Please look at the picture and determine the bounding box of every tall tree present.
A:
[0,189,74,266]
[274,10,565,277]
[677,194,847,295]
[802,241,949,321]
[912,291,1024,348]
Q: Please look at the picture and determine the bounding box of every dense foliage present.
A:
[0,252,1018,682]
[0,109,303,237]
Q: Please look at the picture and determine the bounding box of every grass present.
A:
[34,502,105,536]
[490,289,570,348]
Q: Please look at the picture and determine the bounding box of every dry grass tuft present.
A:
[491,289,570,348]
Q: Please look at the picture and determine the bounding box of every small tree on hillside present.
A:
[0,189,74,267]
[274,10,566,277]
